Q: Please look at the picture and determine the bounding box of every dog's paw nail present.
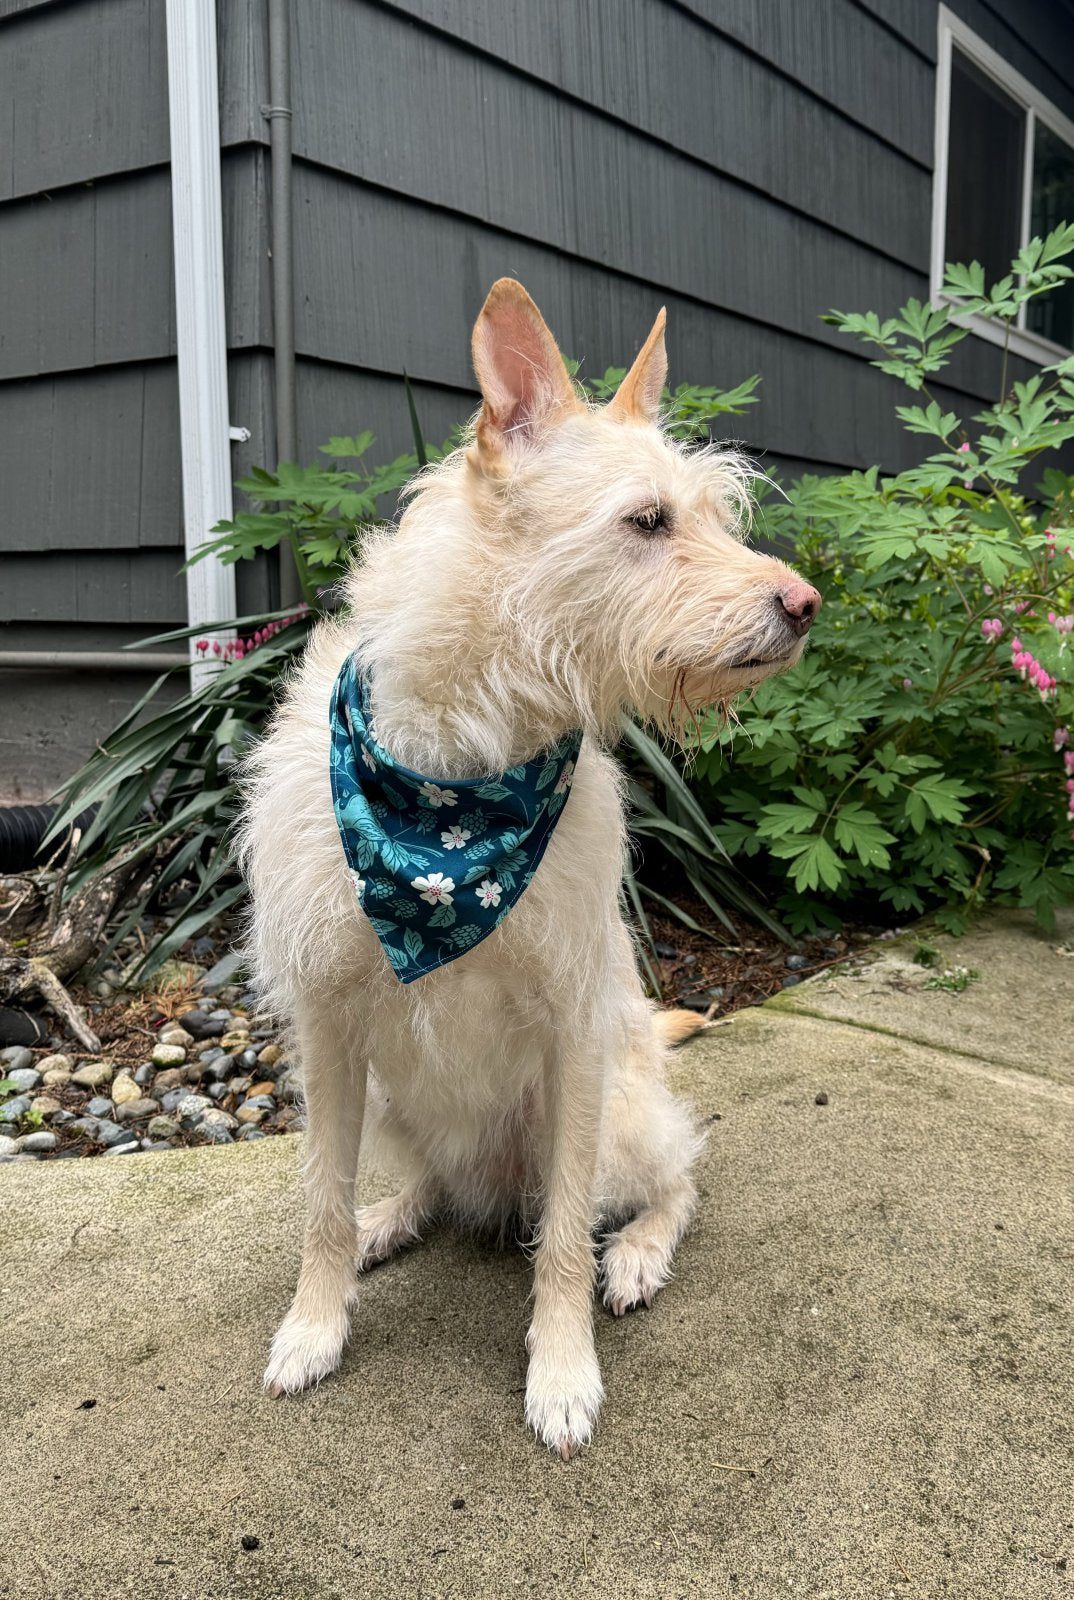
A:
[558,1438,575,1462]
[267,1381,284,1399]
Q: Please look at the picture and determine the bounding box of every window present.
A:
[932,6,1074,361]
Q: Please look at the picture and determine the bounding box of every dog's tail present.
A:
[655,1007,708,1048]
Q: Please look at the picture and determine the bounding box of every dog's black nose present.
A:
[777,581,821,638]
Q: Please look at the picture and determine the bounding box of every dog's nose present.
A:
[776,581,821,637]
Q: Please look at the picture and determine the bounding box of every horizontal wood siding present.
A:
[284,0,1048,486]
[1,0,1071,653]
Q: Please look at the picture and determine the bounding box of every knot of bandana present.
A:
[329,656,583,983]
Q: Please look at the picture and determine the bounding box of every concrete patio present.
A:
[2,911,1072,1599]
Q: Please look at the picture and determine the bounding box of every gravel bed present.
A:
[0,985,302,1164]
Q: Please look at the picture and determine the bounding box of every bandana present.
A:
[329,655,582,983]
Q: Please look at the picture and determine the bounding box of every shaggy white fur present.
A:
[240,280,819,1458]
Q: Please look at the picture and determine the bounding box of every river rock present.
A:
[85,1097,115,1119]
[151,1043,187,1068]
[176,1093,212,1127]
[0,1133,18,1158]
[30,1095,62,1118]
[93,1119,129,1147]
[111,1071,142,1106]
[71,1062,114,1089]
[16,1131,57,1154]
[6,1066,41,1093]
[152,1068,184,1094]
[0,1047,34,1073]
[114,1097,160,1123]
[235,1103,267,1126]
[256,1043,283,1067]
[159,1026,194,1050]
[103,1140,139,1156]
[36,1053,72,1076]
[146,1115,180,1140]
[0,1096,32,1123]
[42,1067,73,1088]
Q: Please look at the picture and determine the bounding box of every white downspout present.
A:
[165,0,237,689]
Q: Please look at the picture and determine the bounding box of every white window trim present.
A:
[931,4,1074,366]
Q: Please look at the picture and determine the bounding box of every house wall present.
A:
[2,0,1073,794]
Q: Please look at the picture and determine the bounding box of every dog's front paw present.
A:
[524,1344,604,1460]
[263,1306,351,1397]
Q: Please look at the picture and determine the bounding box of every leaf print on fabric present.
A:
[440,824,472,850]
[427,902,456,928]
[504,765,527,781]
[418,781,458,809]
[461,863,493,886]
[411,872,455,906]
[380,838,432,874]
[403,927,425,963]
[367,917,399,938]
[474,781,511,801]
[535,757,560,791]
[475,879,502,909]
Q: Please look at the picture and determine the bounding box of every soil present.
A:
[644,899,879,1019]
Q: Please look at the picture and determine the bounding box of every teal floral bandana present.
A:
[329,655,582,983]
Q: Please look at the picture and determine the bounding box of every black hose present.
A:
[0,804,98,874]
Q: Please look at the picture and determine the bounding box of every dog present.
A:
[240,279,820,1458]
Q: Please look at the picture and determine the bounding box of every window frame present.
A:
[931,4,1074,363]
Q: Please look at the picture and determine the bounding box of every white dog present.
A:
[240,279,819,1457]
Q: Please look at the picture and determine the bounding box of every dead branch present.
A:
[0,842,159,1051]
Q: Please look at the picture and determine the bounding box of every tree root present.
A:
[0,842,157,1052]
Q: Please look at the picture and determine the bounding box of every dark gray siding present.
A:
[280,0,1072,484]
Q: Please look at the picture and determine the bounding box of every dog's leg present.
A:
[265,1004,366,1396]
[597,1055,702,1317]
[600,1173,697,1316]
[355,1169,438,1272]
[524,1030,606,1459]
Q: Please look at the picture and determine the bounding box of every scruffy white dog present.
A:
[241,280,819,1457]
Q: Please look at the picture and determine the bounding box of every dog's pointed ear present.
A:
[472,279,580,460]
[607,308,667,424]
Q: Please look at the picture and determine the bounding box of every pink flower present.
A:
[1057,616,1074,635]
[957,441,970,453]
[980,618,1003,640]
[212,641,221,656]
[1056,728,1071,751]
[196,639,209,654]
[1065,751,1074,774]
[1011,637,1022,652]
[902,678,913,691]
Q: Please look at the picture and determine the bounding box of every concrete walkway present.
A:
[2,912,1072,1599]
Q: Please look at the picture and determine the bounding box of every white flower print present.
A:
[440,824,472,850]
[419,781,458,808]
[348,871,367,902]
[554,759,575,795]
[475,878,502,909]
[360,743,377,772]
[411,872,455,906]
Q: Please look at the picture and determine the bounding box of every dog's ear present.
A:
[607,308,667,424]
[472,279,579,460]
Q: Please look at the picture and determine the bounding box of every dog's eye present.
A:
[627,503,668,535]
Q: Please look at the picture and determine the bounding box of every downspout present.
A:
[165,0,238,689]
[264,0,304,608]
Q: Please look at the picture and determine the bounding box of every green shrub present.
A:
[690,226,1074,934]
